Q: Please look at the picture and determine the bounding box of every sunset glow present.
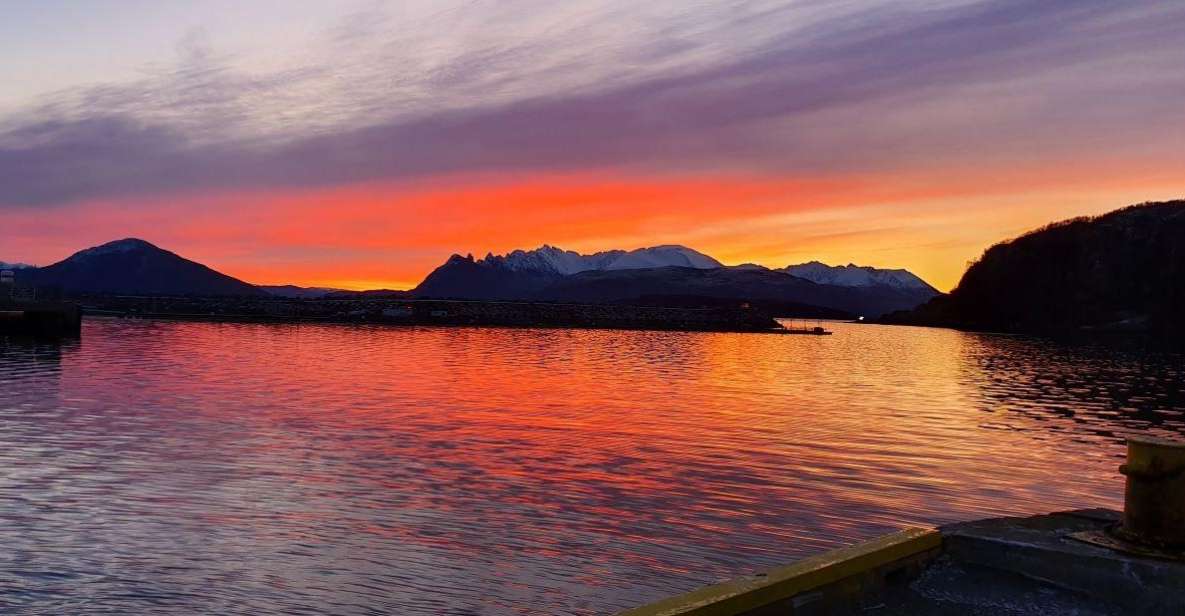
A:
[7,165,1182,291]
[5,3,1185,614]
[4,1,1184,291]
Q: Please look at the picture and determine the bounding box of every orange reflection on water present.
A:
[4,319,1180,614]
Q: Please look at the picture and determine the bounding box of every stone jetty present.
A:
[78,296,787,333]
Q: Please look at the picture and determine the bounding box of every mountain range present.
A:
[781,261,932,290]
[482,244,723,275]
[7,239,939,317]
[12,200,1180,335]
[411,245,937,317]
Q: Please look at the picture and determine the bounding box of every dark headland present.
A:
[880,200,1185,342]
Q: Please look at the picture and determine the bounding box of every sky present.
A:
[2,0,1182,291]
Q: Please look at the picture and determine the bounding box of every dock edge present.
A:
[618,527,941,616]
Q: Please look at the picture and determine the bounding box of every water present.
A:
[1,318,1182,615]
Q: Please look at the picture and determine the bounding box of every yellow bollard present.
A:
[1117,436,1185,548]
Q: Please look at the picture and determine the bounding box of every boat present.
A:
[778,319,833,335]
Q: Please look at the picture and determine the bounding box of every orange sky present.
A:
[7,161,1181,292]
[5,3,1183,291]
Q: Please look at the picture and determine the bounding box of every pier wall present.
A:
[618,528,941,616]
[620,508,1185,615]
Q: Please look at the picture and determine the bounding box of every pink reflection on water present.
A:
[2,319,1180,614]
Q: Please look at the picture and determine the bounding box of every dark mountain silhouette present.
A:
[414,254,560,300]
[882,200,1185,338]
[22,238,265,297]
[413,252,937,318]
[323,288,413,299]
[11,238,938,316]
[536,266,933,318]
[260,285,344,298]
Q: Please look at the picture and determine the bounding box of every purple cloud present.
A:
[2,0,1182,206]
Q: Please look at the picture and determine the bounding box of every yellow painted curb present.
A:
[619,527,941,616]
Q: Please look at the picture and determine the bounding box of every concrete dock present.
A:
[620,438,1185,615]
[877,509,1179,615]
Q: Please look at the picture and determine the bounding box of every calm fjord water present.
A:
[2,318,1183,614]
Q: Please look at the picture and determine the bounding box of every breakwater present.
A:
[0,282,82,338]
[79,296,785,333]
[0,302,82,338]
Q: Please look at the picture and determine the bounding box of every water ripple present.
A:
[0,319,1182,614]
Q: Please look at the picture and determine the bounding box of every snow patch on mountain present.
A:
[605,245,722,270]
[0,261,35,270]
[481,244,722,275]
[70,238,158,260]
[782,261,935,291]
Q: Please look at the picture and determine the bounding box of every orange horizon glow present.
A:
[5,2,1184,296]
[6,163,1183,293]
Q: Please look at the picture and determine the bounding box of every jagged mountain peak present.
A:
[477,244,722,275]
[604,245,722,270]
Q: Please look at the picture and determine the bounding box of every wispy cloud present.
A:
[2,0,1183,206]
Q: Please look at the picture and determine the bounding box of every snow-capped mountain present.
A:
[0,261,35,270]
[782,261,937,292]
[484,244,722,274]
[413,245,939,317]
[68,237,157,259]
[598,245,722,270]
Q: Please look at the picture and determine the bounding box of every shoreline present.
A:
[76,296,795,334]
